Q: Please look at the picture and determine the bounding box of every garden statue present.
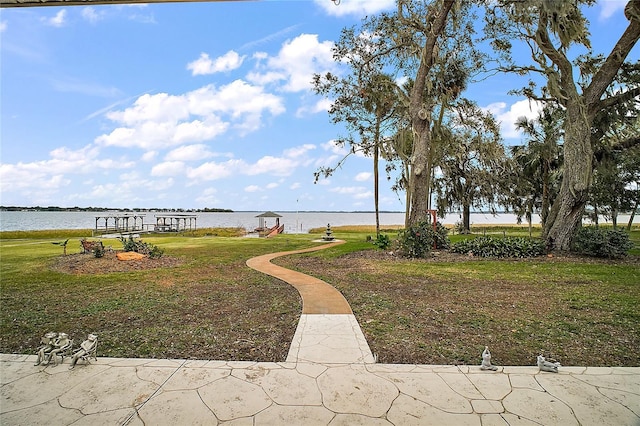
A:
[537,354,560,373]
[44,333,73,366]
[480,346,498,371]
[34,332,58,366]
[69,334,98,369]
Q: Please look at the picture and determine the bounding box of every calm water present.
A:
[0,210,634,233]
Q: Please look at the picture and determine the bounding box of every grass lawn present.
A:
[1,226,638,366]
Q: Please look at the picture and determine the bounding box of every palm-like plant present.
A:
[512,105,564,229]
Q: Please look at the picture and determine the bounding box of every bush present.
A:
[119,235,164,258]
[93,245,105,258]
[451,236,546,258]
[571,227,633,259]
[397,220,450,258]
[372,234,391,250]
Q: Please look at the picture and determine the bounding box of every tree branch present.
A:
[586,1,640,108]
[594,86,640,112]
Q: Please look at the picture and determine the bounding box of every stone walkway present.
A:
[2,241,639,425]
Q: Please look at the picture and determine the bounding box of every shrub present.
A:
[397,220,450,258]
[451,236,546,258]
[372,234,391,250]
[571,227,633,259]
[93,245,105,258]
[118,235,164,258]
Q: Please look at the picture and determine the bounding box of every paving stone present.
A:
[328,413,393,425]
[584,367,614,375]
[499,413,541,425]
[598,387,640,418]
[198,375,272,421]
[1,360,46,385]
[0,397,84,426]
[137,389,218,424]
[383,372,472,413]
[576,371,640,392]
[59,366,168,414]
[254,404,335,425]
[537,374,639,425]
[234,367,323,406]
[1,366,98,412]
[465,372,512,400]
[502,388,579,425]
[296,362,327,378]
[72,407,139,425]
[318,364,398,417]
[479,413,509,426]
[509,373,545,390]
[161,366,230,391]
[223,417,254,425]
[471,399,504,414]
[439,372,485,399]
[387,394,481,426]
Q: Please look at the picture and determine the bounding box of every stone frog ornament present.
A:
[480,346,498,371]
[537,354,561,373]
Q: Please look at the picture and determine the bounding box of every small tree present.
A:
[434,99,507,233]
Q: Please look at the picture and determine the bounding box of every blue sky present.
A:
[0,0,635,211]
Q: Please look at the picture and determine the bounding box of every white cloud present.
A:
[82,7,105,24]
[296,98,333,117]
[1,21,7,32]
[321,139,348,155]
[266,182,279,189]
[484,99,544,140]
[245,185,260,192]
[355,172,371,182]
[598,0,626,20]
[314,0,395,17]
[96,81,284,149]
[151,161,185,177]
[330,186,365,194]
[187,51,245,76]
[196,188,219,205]
[187,159,248,181]
[165,144,215,161]
[247,34,336,93]
[141,151,158,162]
[249,156,298,176]
[42,10,67,27]
[0,144,134,197]
[284,144,316,158]
[290,182,302,190]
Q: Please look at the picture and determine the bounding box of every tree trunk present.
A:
[408,122,432,226]
[462,203,471,233]
[544,104,593,251]
[541,161,550,227]
[404,0,455,227]
[627,195,639,231]
[374,127,380,237]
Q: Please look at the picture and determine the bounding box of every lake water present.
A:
[1,210,635,233]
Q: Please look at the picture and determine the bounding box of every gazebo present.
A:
[255,211,282,231]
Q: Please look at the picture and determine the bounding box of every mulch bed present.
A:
[51,251,184,275]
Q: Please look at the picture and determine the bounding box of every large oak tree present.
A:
[485,0,640,251]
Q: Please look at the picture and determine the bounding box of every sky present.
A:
[0,0,636,212]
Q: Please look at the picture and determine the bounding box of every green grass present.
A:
[1,227,639,366]
[275,228,640,367]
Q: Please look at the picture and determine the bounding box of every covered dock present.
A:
[93,214,146,236]
[254,211,284,237]
[153,214,197,232]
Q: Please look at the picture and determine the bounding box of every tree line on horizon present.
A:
[313,0,639,250]
[0,206,234,213]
